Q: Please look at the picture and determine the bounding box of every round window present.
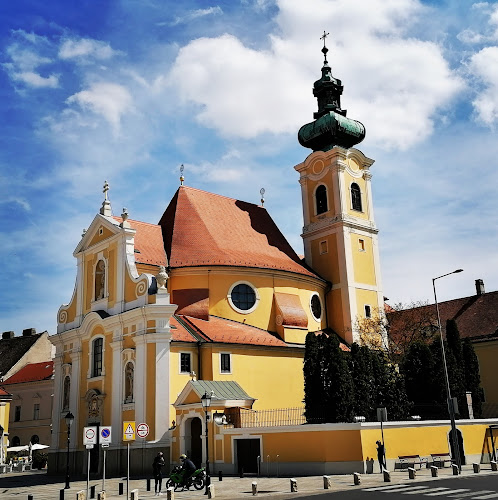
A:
[310,294,322,321]
[228,282,258,313]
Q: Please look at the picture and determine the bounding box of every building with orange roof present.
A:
[49,40,385,477]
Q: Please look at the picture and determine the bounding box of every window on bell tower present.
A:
[315,185,328,215]
[351,183,362,212]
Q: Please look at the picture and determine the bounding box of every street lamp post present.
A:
[64,411,74,489]
[201,391,211,495]
[433,269,463,473]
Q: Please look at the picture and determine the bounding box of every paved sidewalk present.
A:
[0,465,496,499]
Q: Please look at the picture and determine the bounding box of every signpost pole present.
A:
[103,446,106,492]
[87,447,91,500]
[127,441,130,500]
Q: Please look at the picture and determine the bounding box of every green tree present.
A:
[349,343,374,419]
[445,320,468,418]
[462,338,484,418]
[303,332,324,423]
[322,334,354,422]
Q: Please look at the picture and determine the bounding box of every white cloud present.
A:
[11,71,59,88]
[59,38,121,61]
[168,0,463,150]
[170,6,223,26]
[66,82,133,134]
[469,46,498,125]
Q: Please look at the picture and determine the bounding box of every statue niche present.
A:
[95,260,106,300]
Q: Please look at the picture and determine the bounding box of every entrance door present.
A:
[190,418,202,468]
[236,439,260,474]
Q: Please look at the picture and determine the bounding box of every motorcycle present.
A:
[165,465,206,490]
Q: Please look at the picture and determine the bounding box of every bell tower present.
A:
[294,34,384,344]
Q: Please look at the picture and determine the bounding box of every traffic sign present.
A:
[100,426,112,445]
[136,422,149,438]
[123,421,136,441]
[83,426,97,445]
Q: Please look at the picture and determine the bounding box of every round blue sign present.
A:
[102,428,110,438]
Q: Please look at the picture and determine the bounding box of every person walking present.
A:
[376,440,386,472]
[152,451,165,496]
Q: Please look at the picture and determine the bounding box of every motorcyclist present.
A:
[179,454,197,490]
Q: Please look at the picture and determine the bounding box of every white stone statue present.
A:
[156,266,168,290]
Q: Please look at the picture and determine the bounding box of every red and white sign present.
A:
[136,422,149,438]
[83,426,97,445]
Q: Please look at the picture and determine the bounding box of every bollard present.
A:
[147,478,151,491]
[290,478,298,492]
[97,492,106,500]
[353,472,361,485]
[408,467,416,479]
[60,489,65,500]
[491,461,498,472]
[130,489,139,500]
[452,464,459,475]
[207,484,215,498]
[323,475,332,489]
[252,481,258,495]
[473,463,480,473]
[166,487,174,500]
[90,485,96,499]
[76,491,85,500]
[383,470,391,482]
[218,470,223,481]
[118,482,124,495]
[430,466,438,477]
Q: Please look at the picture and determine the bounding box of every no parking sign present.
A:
[100,426,112,445]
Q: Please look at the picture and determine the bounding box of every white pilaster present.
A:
[132,334,147,425]
[69,348,82,448]
[51,352,63,449]
[110,335,124,438]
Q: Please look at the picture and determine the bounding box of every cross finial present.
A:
[260,188,265,207]
[103,180,109,200]
[180,164,185,186]
[320,31,330,65]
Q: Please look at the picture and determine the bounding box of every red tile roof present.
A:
[159,186,318,278]
[274,292,308,328]
[113,217,167,267]
[388,290,498,343]
[0,387,11,397]
[2,361,53,385]
[172,315,289,347]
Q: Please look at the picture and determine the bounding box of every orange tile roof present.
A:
[0,387,10,396]
[172,315,289,347]
[274,292,308,328]
[113,217,167,267]
[2,361,53,385]
[159,186,318,278]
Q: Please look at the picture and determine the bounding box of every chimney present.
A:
[22,328,36,336]
[475,279,485,296]
[1,331,15,340]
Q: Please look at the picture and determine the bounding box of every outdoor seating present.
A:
[431,453,452,468]
[394,455,428,470]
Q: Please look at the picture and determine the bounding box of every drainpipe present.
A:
[197,341,202,380]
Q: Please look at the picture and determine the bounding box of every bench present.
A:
[395,455,428,470]
[431,453,452,468]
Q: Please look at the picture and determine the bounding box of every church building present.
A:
[48,39,384,476]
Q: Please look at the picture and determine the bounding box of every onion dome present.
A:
[298,32,365,152]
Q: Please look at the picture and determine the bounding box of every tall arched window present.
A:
[92,337,103,377]
[124,362,134,403]
[351,183,362,211]
[63,375,70,410]
[315,185,328,215]
[95,260,106,300]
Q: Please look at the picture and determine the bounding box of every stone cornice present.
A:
[302,214,378,236]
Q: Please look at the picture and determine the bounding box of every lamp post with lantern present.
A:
[433,269,463,472]
[64,411,74,489]
[201,391,211,495]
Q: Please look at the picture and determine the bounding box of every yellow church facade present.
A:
[48,40,385,476]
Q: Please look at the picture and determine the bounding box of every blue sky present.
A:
[1,0,498,335]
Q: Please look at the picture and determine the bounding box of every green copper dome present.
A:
[298,34,365,152]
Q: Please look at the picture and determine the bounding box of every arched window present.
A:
[95,259,106,300]
[124,362,134,403]
[30,435,39,445]
[63,375,70,410]
[12,436,20,447]
[315,185,328,215]
[92,337,103,377]
[351,183,362,211]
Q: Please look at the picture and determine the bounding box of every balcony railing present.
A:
[225,407,306,428]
